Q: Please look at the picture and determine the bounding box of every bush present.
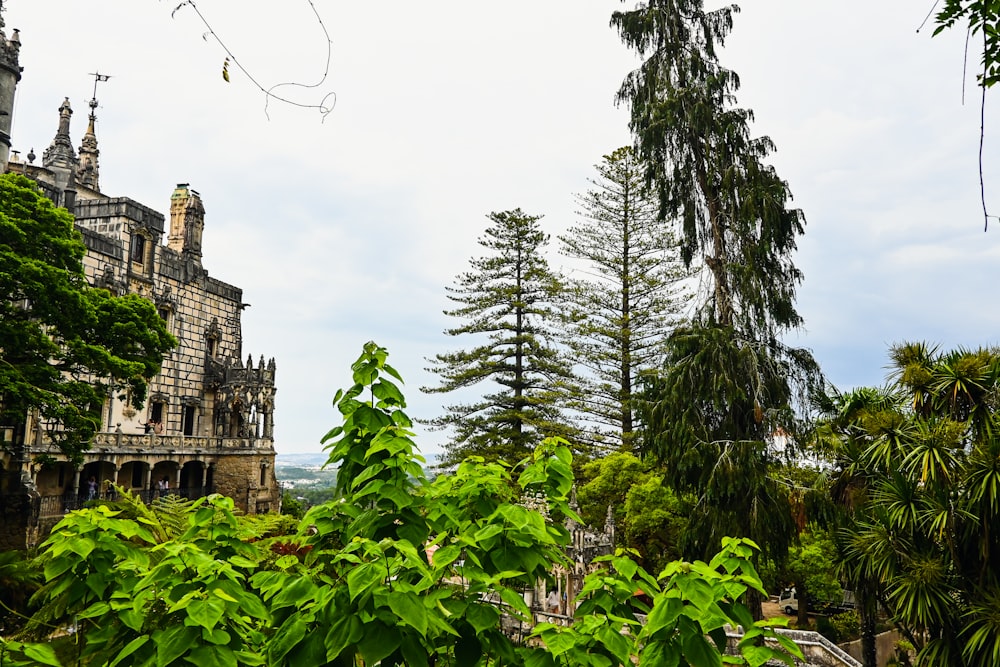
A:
[816,615,838,642]
[830,610,861,643]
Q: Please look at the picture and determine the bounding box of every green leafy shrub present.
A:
[1,343,804,667]
[816,615,839,643]
[830,610,861,643]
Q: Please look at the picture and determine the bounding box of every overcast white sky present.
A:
[6,1,998,456]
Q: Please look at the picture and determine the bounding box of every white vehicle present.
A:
[778,587,856,615]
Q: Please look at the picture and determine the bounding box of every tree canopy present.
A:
[423,209,574,464]
[819,343,1000,666]
[0,173,176,462]
[559,147,688,454]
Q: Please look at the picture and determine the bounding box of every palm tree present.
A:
[820,344,1000,666]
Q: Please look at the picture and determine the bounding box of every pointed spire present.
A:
[42,98,78,200]
[78,73,109,191]
[77,110,100,190]
[42,98,76,169]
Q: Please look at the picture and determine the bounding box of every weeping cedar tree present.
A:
[614,0,822,607]
[559,146,688,455]
[0,174,176,463]
[423,209,574,465]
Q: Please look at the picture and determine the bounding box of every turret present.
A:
[168,183,205,260]
[41,98,78,204]
[0,7,22,171]
[77,104,100,191]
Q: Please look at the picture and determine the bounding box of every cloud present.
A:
[9,0,1000,454]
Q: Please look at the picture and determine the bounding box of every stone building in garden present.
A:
[0,20,279,549]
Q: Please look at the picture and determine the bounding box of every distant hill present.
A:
[275,450,443,491]
[275,452,329,468]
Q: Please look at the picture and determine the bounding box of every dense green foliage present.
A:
[0,173,176,461]
[0,549,39,635]
[612,1,805,335]
[1,343,801,667]
[613,3,821,612]
[576,451,687,573]
[559,147,687,454]
[819,343,1000,666]
[782,527,842,626]
[424,210,574,464]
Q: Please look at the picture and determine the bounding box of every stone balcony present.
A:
[25,431,275,459]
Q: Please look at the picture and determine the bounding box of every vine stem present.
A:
[168,0,336,120]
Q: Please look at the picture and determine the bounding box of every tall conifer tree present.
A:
[613,1,821,608]
[424,209,573,465]
[559,146,687,454]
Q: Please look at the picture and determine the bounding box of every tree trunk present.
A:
[747,587,764,622]
[796,583,809,628]
[860,598,878,667]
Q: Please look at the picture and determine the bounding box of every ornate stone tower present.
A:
[0,3,22,172]
[41,97,78,200]
[168,183,205,260]
[77,101,100,191]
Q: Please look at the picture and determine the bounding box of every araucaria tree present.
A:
[613,0,821,602]
[424,209,573,464]
[559,146,687,454]
[0,174,175,462]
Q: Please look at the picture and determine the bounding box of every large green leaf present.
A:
[324,614,362,661]
[388,590,428,636]
[358,623,400,664]
[268,612,308,663]
[681,629,722,667]
[21,643,63,667]
[186,596,226,630]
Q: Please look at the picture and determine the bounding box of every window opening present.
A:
[131,235,146,264]
[182,405,196,436]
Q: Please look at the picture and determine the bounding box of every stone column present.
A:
[263,411,273,438]
[107,464,119,497]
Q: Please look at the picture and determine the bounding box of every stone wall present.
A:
[726,626,862,667]
[0,490,31,551]
[840,630,902,667]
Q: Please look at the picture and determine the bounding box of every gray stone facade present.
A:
[0,23,278,549]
